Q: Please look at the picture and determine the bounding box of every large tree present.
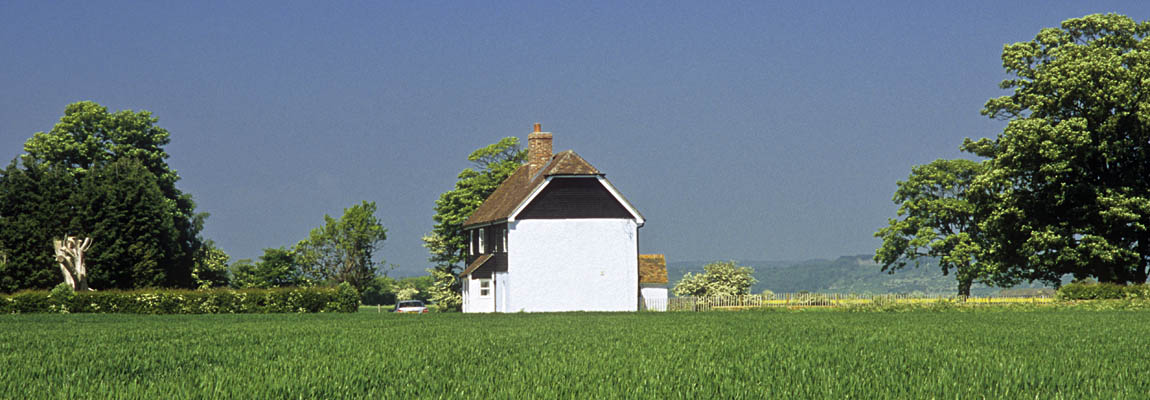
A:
[0,161,73,292]
[74,158,177,288]
[0,101,206,290]
[423,137,526,311]
[963,14,1150,285]
[294,201,387,291]
[874,159,997,296]
[230,247,301,289]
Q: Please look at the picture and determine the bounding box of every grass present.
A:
[2,310,1148,398]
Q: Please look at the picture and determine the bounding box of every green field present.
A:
[2,311,1147,398]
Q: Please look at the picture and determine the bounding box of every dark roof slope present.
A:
[462,150,603,227]
[461,254,492,277]
[639,254,668,284]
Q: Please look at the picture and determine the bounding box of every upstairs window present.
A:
[478,228,486,254]
[502,228,508,253]
[469,230,475,255]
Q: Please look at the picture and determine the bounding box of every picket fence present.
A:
[640,293,1054,312]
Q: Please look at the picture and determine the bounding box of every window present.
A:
[478,279,491,297]
[469,230,475,255]
[478,228,486,254]
[502,228,508,252]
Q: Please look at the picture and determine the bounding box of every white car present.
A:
[394,300,429,314]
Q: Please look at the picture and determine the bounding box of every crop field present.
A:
[2,311,1148,398]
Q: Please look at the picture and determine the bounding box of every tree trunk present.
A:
[957,278,972,297]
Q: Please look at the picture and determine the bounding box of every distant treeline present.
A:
[668,256,1063,296]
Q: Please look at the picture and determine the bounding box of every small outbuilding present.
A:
[639,254,669,311]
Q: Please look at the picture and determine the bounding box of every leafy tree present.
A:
[294,201,387,291]
[963,14,1150,285]
[396,275,433,302]
[228,259,260,289]
[874,159,994,296]
[3,101,205,289]
[74,158,176,289]
[423,137,526,310]
[427,268,461,311]
[0,160,73,292]
[360,275,398,305]
[230,248,302,289]
[192,240,231,289]
[672,261,757,297]
[396,287,420,301]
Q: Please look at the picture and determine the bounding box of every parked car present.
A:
[394,300,429,314]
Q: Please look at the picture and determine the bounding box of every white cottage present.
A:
[460,124,652,312]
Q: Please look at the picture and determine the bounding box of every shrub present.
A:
[49,283,76,313]
[0,287,358,314]
[327,282,360,312]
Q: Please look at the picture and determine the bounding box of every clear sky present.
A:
[3,1,1149,276]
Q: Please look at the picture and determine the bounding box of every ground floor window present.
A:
[478,279,491,297]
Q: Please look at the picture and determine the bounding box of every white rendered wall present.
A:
[464,275,495,313]
[462,278,469,312]
[640,286,668,311]
[506,219,638,312]
[495,272,509,312]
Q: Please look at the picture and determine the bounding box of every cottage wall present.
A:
[506,218,638,312]
[463,274,500,313]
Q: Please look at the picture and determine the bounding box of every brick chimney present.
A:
[527,123,553,176]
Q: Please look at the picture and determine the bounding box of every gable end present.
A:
[516,177,633,219]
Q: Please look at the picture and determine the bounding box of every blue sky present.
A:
[3,1,1149,276]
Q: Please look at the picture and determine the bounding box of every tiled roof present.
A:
[639,254,668,284]
[542,150,599,176]
[462,150,602,228]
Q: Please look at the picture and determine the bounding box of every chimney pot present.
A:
[534,123,541,133]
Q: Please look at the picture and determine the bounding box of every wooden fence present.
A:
[640,293,1054,312]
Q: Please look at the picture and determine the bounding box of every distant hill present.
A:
[668,255,1060,296]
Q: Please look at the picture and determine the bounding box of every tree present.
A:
[1,101,206,290]
[874,159,996,296]
[192,240,231,289]
[228,259,260,289]
[423,137,526,310]
[427,268,461,311]
[74,158,176,289]
[230,248,302,289]
[360,275,398,305]
[395,275,433,302]
[671,261,757,297]
[963,14,1150,285]
[0,160,73,292]
[294,201,387,291]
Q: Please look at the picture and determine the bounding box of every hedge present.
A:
[1,283,359,314]
[1056,282,1150,300]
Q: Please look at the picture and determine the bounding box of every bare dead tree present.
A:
[54,236,94,291]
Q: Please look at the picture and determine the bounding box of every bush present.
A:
[328,282,360,312]
[1057,282,1150,300]
[49,283,76,313]
[1,286,359,314]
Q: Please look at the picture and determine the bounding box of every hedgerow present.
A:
[0,283,359,314]
[1056,282,1150,300]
